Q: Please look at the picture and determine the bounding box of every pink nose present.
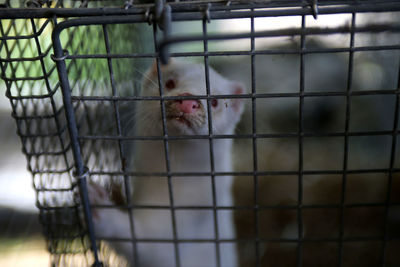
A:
[175,93,200,114]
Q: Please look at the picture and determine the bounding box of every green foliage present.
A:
[1,16,152,98]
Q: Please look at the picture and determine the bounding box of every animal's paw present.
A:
[74,182,113,221]
[87,182,114,221]
[87,182,113,206]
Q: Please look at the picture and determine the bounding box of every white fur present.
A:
[89,60,245,267]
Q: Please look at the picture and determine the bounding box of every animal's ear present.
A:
[150,59,158,75]
[143,59,176,91]
[231,81,245,114]
[163,57,175,66]
[141,60,157,90]
[150,58,175,75]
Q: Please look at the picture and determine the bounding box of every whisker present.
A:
[135,69,159,88]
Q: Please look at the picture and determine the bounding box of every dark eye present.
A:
[211,99,218,107]
[165,79,176,90]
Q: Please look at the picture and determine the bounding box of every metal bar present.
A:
[296,14,306,267]
[1,65,57,82]
[57,43,400,59]
[102,23,138,265]
[95,235,400,243]
[152,23,181,267]
[0,17,50,40]
[16,128,69,138]
[338,12,356,267]
[41,201,400,212]
[51,17,102,267]
[66,89,399,102]
[0,20,38,176]
[6,82,60,100]
[202,16,221,267]
[34,187,76,192]
[0,45,52,62]
[54,167,387,178]
[1,1,400,19]
[158,23,400,61]
[250,10,261,267]
[76,129,400,141]
[30,16,74,192]
[86,168,400,177]
[380,41,400,266]
[23,148,72,157]
[12,105,64,119]
[0,20,41,206]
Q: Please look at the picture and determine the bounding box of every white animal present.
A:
[87,59,245,267]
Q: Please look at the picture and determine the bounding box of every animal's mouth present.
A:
[167,114,192,128]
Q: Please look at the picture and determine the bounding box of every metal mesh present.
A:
[1,0,400,266]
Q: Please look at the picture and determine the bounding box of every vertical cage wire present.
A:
[202,15,222,267]
[338,11,356,267]
[296,14,306,267]
[381,46,400,266]
[101,22,138,264]
[153,22,182,267]
[249,10,261,267]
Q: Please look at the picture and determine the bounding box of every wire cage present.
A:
[1,0,400,266]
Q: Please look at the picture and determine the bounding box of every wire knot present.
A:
[26,0,49,8]
[124,0,134,10]
[51,49,69,62]
[203,3,211,23]
[310,0,319,19]
[73,167,90,180]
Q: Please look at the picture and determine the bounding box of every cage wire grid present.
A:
[1,0,400,266]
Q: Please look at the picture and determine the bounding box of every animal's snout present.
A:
[175,93,200,114]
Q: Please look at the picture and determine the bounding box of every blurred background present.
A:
[0,94,49,265]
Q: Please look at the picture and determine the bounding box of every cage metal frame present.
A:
[2,0,400,266]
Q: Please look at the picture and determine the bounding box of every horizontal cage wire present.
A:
[1,0,400,266]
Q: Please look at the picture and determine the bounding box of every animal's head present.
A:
[139,59,245,136]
